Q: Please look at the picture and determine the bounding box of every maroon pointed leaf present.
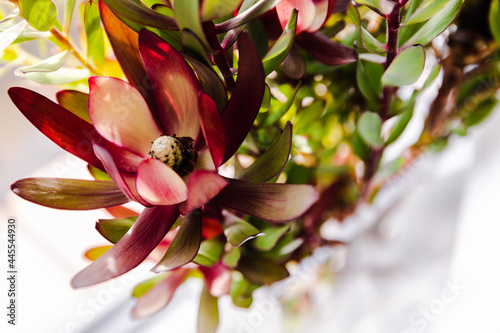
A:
[99,2,157,114]
[152,209,203,272]
[56,90,90,123]
[212,179,318,223]
[296,31,357,66]
[100,0,178,31]
[139,29,202,138]
[71,205,180,288]
[8,87,104,171]
[221,32,265,163]
[131,269,188,319]
[198,92,225,168]
[238,122,292,182]
[11,178,129,210]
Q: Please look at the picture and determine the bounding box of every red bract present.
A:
[9,29,318,288]
[276,0,333,34]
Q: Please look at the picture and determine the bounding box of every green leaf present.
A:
[348,4,387,54]
[385,107,413,145]
[0,20,28,53]
[222,246,241,268]
[85,0,105,70]
[382,45,425,86]
[490,0,500,45]
[56,90,90,123]
[223,212,263,247]
[355,0,395,15]
[19,0,57,31]
[87,165,111,181]
[63,0,76,35]
[402,0,447,26]
[152,209,202,272]
[11,178,129,210]
[193,237,225,266]
[237,256,289,285]
[402,0,465,47]
[197,283,219,333]
[14,67,90,85]
[464,97,497,127]
[357,112,383,148]
[352,130,370,160]
[100,0,178,31]
[96,216,138,244]
[181,29,211,67]
[18,50,70,74]
[357,59,384,103]
[252,223,290,251]
[132,273,168,298]
[262,84,301,127]
[230,271,258,308]
[215,0,278,32]
[201,0,243,21]
[174,0,210,49]
[238,122,292,182]
[262,9,297,76]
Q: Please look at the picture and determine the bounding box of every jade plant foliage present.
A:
[3,0,500,331]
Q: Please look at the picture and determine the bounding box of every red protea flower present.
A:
[9,29,317,288]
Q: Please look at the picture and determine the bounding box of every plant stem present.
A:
[50,27,99,75]
[362,3,401,195]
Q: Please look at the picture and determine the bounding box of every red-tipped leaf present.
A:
[296,31,357,66]
[71,205,180,288]
[8,87,104,171]
[212,179,318,223]
[221,32,265,163]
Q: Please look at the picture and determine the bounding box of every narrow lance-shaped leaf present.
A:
[355,0,395,16]
[238,121,292,183]
[262,9,297,76]
[348,4,387,54]
[357,112,383,148]
[152,209,203,272]
[0,21,28,53]
[212,179,318,223]
[215,0,280,33]
[221,32,265,163]
[11,178,129,210]
[85,0,105,70]
[174,0,210,49]
[8,87,105,170]
[357,60,384,105]
[197,283,219,333]
[15,66,91,84]
[100,0,178,31]
[96,216,138,243]
[401,0,447,26]
[63,0,76,35]
[262,84,301,127]
[201,0,243,21]
[402,0,465,47]
[223,211,263,247]
[99,1,156,113]
[72,205,180,288]
[18,50,70,74]
[19,0,57,31]
[382,45,425,87]
[385,107,413,146]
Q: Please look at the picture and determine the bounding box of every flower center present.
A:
[149,135,197,176]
